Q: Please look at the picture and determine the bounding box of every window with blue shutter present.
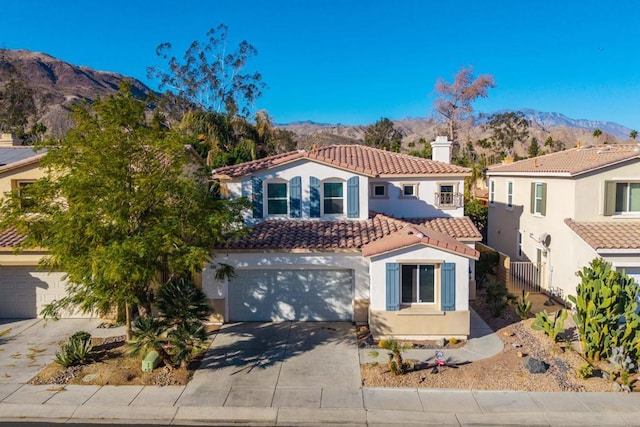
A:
[347,176,359,218]
[252,176,263,218]
[289,176,302,218]
[310,176,320,218]
[441,262,456,311]
[386,263,400,311]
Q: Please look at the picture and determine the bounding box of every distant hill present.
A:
[0,49,156,136]
[0,49,634,153]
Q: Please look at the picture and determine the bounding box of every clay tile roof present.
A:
[213,145,470,178]
[565,219,640,251]
[488,144,640,176]
[0,227,27,248]
[220,214,480,259]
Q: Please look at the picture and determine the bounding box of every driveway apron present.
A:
[184,322,361,407]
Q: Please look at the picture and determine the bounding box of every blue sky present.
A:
[2,0,640,130]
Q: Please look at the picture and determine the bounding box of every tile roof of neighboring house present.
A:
[213,145,470,178]
[488,144,640,176]
[565,219,640,251]
[219,214,481,259]
[0,227,27,248]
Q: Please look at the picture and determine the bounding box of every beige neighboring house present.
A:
[486,144,640,302]
[0,134,79,318]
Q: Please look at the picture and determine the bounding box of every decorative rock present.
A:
[524,356,549,374]
[512,343,522,348]
[612,381,622,392]
[517,351,524,358]
[82,373,100,383]
[436,338,446,347]
[503,331,514,337]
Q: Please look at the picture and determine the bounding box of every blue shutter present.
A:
[347,176,359,218]
[310,176,320,218]
[252,176,263,218]
[386,263,400,311]
[441,262,456,311]
[289,176,302,218]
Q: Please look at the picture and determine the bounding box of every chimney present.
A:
[430,136,452,164]
[0,134,21,147]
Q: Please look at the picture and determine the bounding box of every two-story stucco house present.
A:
[486,144,640,302]
[205,138,482,339]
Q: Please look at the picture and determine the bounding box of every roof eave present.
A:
[596,249,640,255]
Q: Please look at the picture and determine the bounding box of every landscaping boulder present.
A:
[524,357,548,374]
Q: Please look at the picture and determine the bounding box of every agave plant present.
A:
[155,277,209,326]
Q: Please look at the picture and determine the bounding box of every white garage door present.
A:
[0,267,78,319]
[228,269,353,321]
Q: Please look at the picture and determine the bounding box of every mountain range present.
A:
[0,49,634,150]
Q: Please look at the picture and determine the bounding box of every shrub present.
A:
[531,309,567,343]
[568,258,640,361]
[515,291,532,320]
[156,277,209,326]
[476,251,500,283]
[483,279,516,317]
[577,363,593,379]
[55,332,94,367]
[378,339,411,375]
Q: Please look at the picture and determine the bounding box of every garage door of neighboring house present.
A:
[0,267,71,318]
[228,269,353,321]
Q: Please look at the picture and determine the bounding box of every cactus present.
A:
[532,309,567,342]
[568,258,640,361]
[515,291,533,320]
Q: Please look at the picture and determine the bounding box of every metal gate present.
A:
[509,262,543,293]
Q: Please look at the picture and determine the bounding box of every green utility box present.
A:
[142,350,160,372]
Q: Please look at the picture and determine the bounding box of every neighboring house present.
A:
[206,138,482,339]
[486,144,640,302]
[0,134,72,318]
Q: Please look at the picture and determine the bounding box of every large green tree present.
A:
[0,85,246,337]
[148,24,265,118]
[364,117,402,152]
[485,111,530,157]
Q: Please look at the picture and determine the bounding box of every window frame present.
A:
[322,180,345,215]
[400,182,419,199]
[533,182,545,216]
[615,182,640,214]
[489,180,495,206]
[265,180,288,216]
[506,180,514,210]
[400,263,437,305]
[12,180,36,212]
[369,182,388,199]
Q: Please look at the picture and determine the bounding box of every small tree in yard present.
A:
[0,84,246,339]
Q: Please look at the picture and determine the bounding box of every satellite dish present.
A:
[539,233,551,248]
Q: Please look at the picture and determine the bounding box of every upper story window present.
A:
[507,181,514,210]
[370,183,388,199]
[267,182,287,215]
[517,231,523,258]
[489,180,495,206]
[12,180,35,212]
[435,182,462,208]
[530,182,546,216]
[323,181,344,214]
[615,182,640,214]
[401,183,418,199]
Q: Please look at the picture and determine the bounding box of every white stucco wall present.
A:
[574,160,640,221]
[367,245,470,312]
[204,251,370,302]
[368,177,465,218]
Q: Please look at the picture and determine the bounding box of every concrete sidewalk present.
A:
[2,385,640,425]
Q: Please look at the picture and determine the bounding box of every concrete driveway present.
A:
[181,322,362,408]
[0,318,115,386]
